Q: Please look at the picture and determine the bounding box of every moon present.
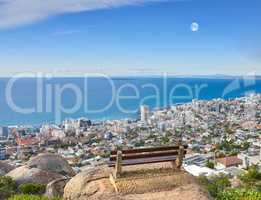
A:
[191,22,199,32]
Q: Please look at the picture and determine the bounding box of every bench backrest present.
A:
[110,145,188,162]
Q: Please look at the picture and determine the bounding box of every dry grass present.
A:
[114,164,196,194]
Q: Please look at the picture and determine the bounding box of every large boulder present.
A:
[63,165,211,200]
[63,166,111,200]
[45,178,69,199]
[0,161,15,176]
[6,166,66,185]
[27,153,75,177]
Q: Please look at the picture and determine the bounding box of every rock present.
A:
[27,153,75,177]
[6,153,75,186]
[63,166,111,200]
[63,165,211,200]
[0,161,15,176]
[45,178,69,199]
[7,166,66,185]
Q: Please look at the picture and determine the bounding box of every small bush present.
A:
[0,176,17,199]
[198,174,231,198]
[8,194,47,200]
[217,188,261,200]
[8,194,62,200]
[240,165,261,188]
[205,161,215,169]
[18,183,46,195]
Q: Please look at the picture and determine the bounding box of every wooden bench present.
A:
[108,144,188,179]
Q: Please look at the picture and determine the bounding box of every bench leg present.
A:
[171,161,178,170]
[114,151,122,179]
[176,146,184,170]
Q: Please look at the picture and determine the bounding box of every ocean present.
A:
[0,76,261,126]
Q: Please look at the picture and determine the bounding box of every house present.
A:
[216,156,242,170]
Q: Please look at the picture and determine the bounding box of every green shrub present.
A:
[240,165,261,188]
[8,195,47,200]
[217,189,261,200]
[8,194,62,200]
[18,183,46,195]
[205,161,215,169]
[198,174,231,198]
[0,176,18,200]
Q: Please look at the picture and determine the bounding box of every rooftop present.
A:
[217,156,242,167]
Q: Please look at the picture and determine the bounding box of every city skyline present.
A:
[0,0,260,76]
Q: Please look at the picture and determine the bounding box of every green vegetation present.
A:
[205,161,215,169]
[18,183,46,195]
[0,176,53,200]
[8,194,61,200]
[217,189,261,200]
[161,136,170,144]
[0,176,17,200]
[8,195,47,200]
[134,140,145,147]
[199,166,261,199]
[216,136,250,154]
[198,174,231,198]
[239,165,261,189]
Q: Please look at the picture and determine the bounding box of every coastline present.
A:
[0,76,261,126]
[2,93,259,128]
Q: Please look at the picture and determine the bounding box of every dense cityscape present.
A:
[1,93,261,200]
[1,93,261,174]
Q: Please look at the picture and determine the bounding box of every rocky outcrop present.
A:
[7,166,65,185]
[7,153,75,186]
[63,165,211,200]
[27,153,75,177]
[45,178,69,199]
[0,161,15,176]
[63,166,112,200]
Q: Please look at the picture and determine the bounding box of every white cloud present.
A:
[0,0,161,29]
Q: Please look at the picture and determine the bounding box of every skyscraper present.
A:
[0,127,9,139]
[140,105,150,123]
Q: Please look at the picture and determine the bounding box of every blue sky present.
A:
[0,0,260,76]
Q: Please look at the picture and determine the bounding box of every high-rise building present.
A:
[0,127,9,139]
[0,148,6,160]
[140,105,150,123]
